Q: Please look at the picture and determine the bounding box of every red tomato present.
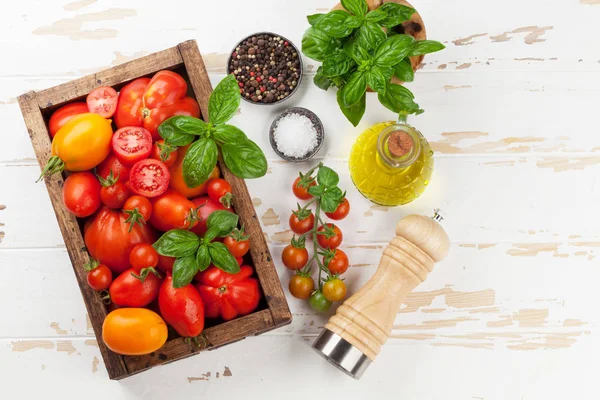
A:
[86,263,112,291]
[159,274,205,337]
[123,195,152,222]
[157,254,176,273]
[62,171,101,217]
[114,71,200,139]
[129,243,159,273]
[282,244,309,270]
[207,178,233,208]
[109,268,161,307]
[129,159,170,198]
[289,212,314,235]
[111,126,153,166]
[49,102,89,137]
[149,190,198,231]
[317,223,343,249]
[324,249,349,275]
[98,172,129,209]
[325,198,350,220]
[235,257,244,266]
[190,196,227,236]
[84,207,156,274]
[223,229,250,257]
[292,177,316,200]
[169,145,220,198]
[195,266,261,321]
[96,153,130,182]
[87,86,118,118]
[151,140,177,168]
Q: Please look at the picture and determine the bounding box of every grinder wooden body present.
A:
[312,211,449,378]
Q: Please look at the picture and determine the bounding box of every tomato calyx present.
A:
[141,107,151,119]
[317,223,337,239]
[290,235,306,249]
[185,207,201,230]
[321,248,337,265]
[97,170,119,188]
[183,332,209,348]
[38,156,65,181]
[131,267,162,283]
[219,192,235,208]
[292,202,313,220]
[296,170,316,190]
[157,141,178,163]
[123,207,146,233]
[83,259,100,272]
[228,226,249,242]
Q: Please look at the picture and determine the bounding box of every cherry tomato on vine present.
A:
[317,223,343,249]
[207,178,234,208]
[289,274,314,299]
[289,212,314,235]
[62,171,101,218]
[111,126,153,166]
[309,290,332,312]
[87,86,118,118]
[129,243,159,273]
[325,198,350,220]
[324,249,349,275]
[98,171,129,209]
[151,140,178,168]
[129,159,170,198]
[282,243,308,271]
[84,260,113,291]
[223,227,250,257]
[323,278,347,302]
[292,176,316,200]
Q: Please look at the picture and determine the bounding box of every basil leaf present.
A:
[323,52,354,78]
[366,66,387,94]
[172,254,198,288]
[204,225,220,243]
[321,187,344,213]
[317,166,339,188]
[302,27,341,62]
[408,40,446,57]
[374,34,415,67]
[394,59,414,82]
[308,185,324,197]
[208,74,239,125]
[357,22,386,50]
[158,118,195,147]
[307,13,325,26]
[349,41,370,64]
[207,210,239,237]
[379,3,415,28]
[378,83,423,115]
[337,90,365,127]
[196,244,211,272]
[315,10,353,38]
[183,137,218,188]
[172,116,209,135]
[340,71,367,107]
[343,36,357,58]
[341,0,367,16]
[344,15,363,29]
[153,229,200,258]
[221,139,268,179]
[314,66,333,90]
[212,124,247,145]
[365,9,387,22]
[209,242,240,274]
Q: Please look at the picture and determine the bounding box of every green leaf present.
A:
[153,229,200,258]
[394,58,414,82]
[357,22,386,50]
[343,36,358,58]
[207,210,239,238]
[302,27,341,62]
[340,71,367,107]
[344,15,363,29]
[366,66,387,94]
[307,13,325,26]
[337,90,365,127]
[221,139,268,179]
[365,9,387,22]
[341,0,367,16]
[183,137,218,188]
[196,244,211,272]
[321,187,344,213]
[172,254,198,288]
[322,52,354,78]
[379,2,415,27]
[208,74,239,125]
[378,82,423,116]
[315,10,353,38]
[374,34,415,67]
[209,242,240,274]
[408,40,446,56]
[317,166,340,188]
[348,41,370,64]
[308,185,324,197]
[158,117,196,146]
[212,124,247,145]
[314,66,333,90]
[171,116,209,135]
[204,225,220,243]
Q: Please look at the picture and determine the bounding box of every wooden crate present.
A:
[17,40,292,380]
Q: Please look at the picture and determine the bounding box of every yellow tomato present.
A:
[102,308,168,356]
[41,113,112,179]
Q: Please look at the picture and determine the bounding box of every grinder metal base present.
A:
[311,329,372,379]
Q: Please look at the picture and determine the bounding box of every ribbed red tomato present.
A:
[159,274,204,337]
[109,268,161,307]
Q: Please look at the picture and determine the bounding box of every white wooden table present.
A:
[2,0,599,398]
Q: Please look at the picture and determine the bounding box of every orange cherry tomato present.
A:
[48,102,89,137]
[169,144,220,198]
[102,308,168,356]
[322,278,347,302]
[289,274,314,299]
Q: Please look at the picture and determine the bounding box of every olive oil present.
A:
[348,121,434,206]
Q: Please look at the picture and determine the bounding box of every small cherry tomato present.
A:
[324,249,349,275]
[282,244,308,271]
[84,260,112,291]
[129,159,170,198]
[289,274,314,299]
[123,195,152,222]
[129,243,159,273]
[102,308,168,356]
[109,268,161,307]
[62,171,101,217]
[151,140,178,168]
[289,212,314,235]
[223,228,250,257]
[157,254,176,273]
[323,278,347,302]
[317,223,343,249]
[292,176,316,200]
[49,102,89,137]
[98,171,129,209]
[325,198,350,220]
[309,290,332,312]
[112,126,153,166]
[87,86,118,118]
[207,178,234,208]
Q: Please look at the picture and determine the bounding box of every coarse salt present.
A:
[273,113,318,158]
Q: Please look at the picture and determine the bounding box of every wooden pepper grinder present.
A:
[312,209,450,379]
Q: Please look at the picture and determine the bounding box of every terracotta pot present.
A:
[332,0,427,85]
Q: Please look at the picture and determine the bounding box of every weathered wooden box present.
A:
[17,40,292,380]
